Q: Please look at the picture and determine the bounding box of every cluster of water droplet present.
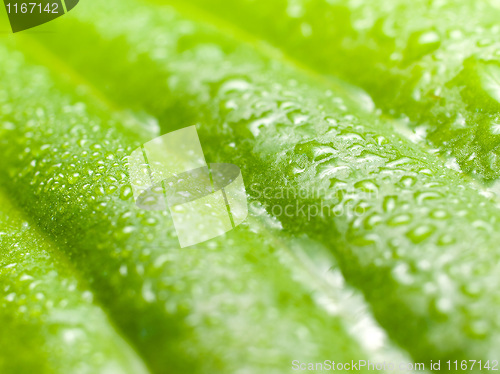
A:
[0,18,381,370]
[63,0,500,359]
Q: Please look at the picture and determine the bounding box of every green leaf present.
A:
[1,0,499,372]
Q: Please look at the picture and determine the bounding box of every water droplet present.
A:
[406,225,435,244]
[354,180,379,193]
[105,185,118,194]
[119,264,128,276]
[398,176,417,188]
[68,172,80,185]
[218,79,252,96]
[437,234,455,247]
[122,226,135,234]
[383,196,397,212]
[433,297,453,314]
[461,282,482,297]
[338,132,364,143]
[375,135,388,145]
[478,62,500,103]
[364,214,383,229]
[312,146,336,162]
[392,263,413,285]
[430,209,449,220]
[468,320,489,338]
[119,185,133,201]
[415,191,443,205]
[318,165,352,180]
